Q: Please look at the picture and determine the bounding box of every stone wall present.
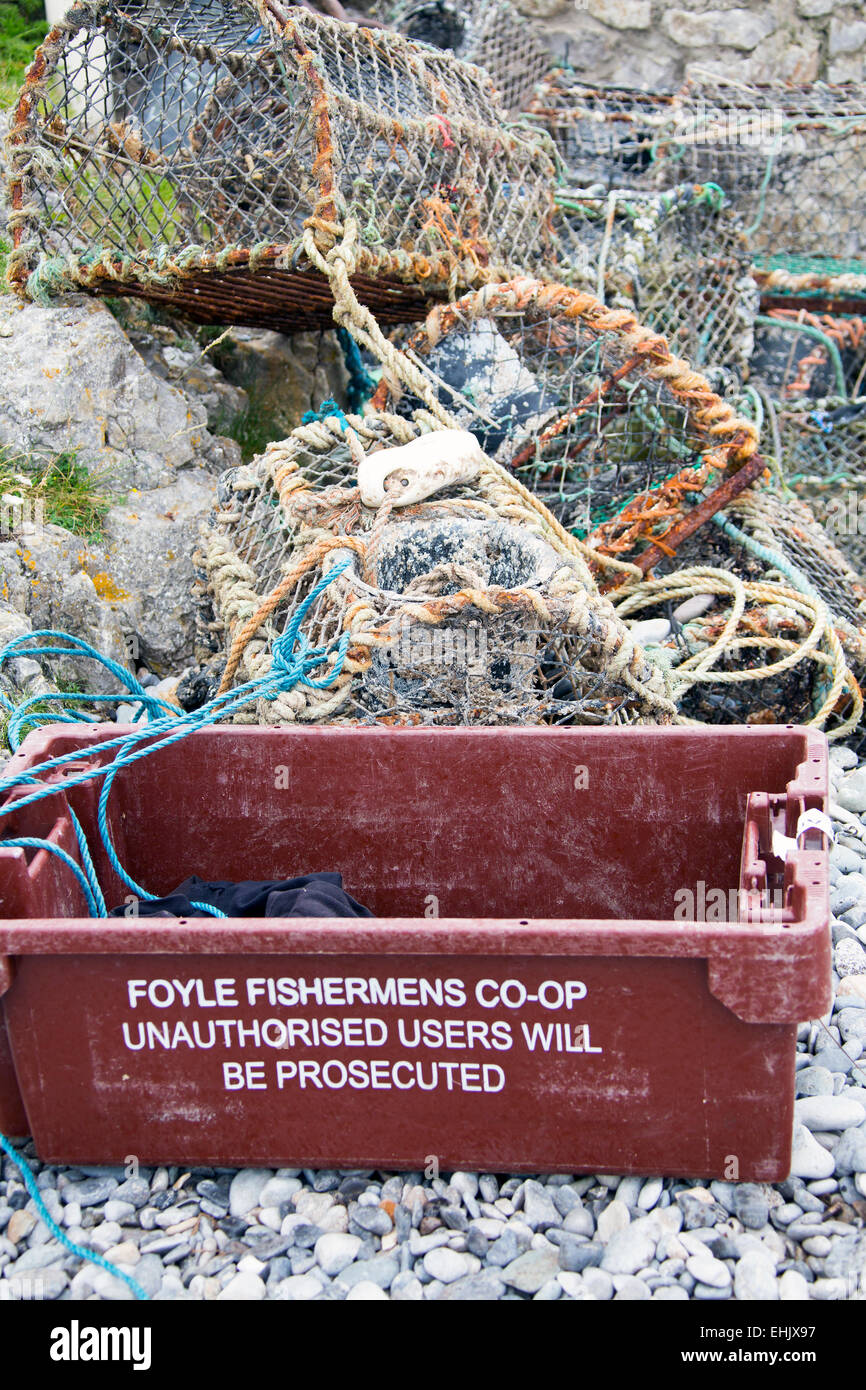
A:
[515,0,866,90]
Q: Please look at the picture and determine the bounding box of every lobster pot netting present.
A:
[372,278,764,570]
[608,486,864,739]
[777,397,866,580]
[524,77,675,189]
[550,182,758,380]
[5,1,556,331]
[526,74,866,309]
[652,79,866,306]
[199,413,676,727]
[748,313,866,402]
[370,0,551,113]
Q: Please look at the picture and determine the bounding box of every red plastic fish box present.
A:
[0,724,830,1179]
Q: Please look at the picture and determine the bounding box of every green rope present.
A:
[711,512,821,601]
[754,315,848,400]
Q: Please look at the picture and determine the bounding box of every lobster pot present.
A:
[603,484,863,738]
[371,279,764,569]
[617,483,865,736]
[200,414,675,727]
[651,79,866,307]
[551,183,758,379]
[779,398,866,581]
[526,75,866,314]
[373,0,551,112]
[5,1,556,331]
[524,75,676,188]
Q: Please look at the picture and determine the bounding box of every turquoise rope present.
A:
[0,838,103,916]
[336,328,376,413]
[0,1132,148,1301]
[0,560,353,1301]
[301,398,350,430]
[711,512,821,599]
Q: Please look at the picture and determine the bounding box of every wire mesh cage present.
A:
[525,76,675,189]
[368,277,767,576]
[653,77,866,310]
[371,0,551,113]
[5,0,557,332]
[526,72,866,312]
[607,484,864,739]
[776,396,866,581]
[198,410,677,726]
[550,182,759,380]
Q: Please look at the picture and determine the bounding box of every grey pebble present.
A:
[351,1206,392,1237]
[813,1045,855,1074]
[437,1271,506,1301]
[423,1248,472,1284]
[336,1255,399,1291]
[500,1248,560,1294]
[733,1184,770,1230]
[600,1224,657,1276]
[521,1180,560,1231]
[486,1228,524,1267]
[796,1066,835,1097]
[60,1177,117,1208]
[114,1177,151,1209]
[833,1125,866,1175]
[613,1274,651,1301]
[836,769,866,814]
[562,1205,595,1237]
[733,1252,779,1301]
[228,1170,272,1218]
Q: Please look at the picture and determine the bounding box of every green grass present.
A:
[209,399,285,463]
[0,446,116,541]
[202,330,293,463]
[0,2,48,109]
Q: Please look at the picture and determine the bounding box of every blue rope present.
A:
[0,561,352,918]
[0,561,354,1300]
[301,398,350,430]
[336,327,376,413]
[0,1132,148,1300]
[0,838,103,916]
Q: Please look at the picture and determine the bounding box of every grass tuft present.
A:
[0,446,117,541]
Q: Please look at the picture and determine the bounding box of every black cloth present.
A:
[109,873,374,919]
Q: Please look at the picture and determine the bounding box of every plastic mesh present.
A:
[550,182,758,379]
[5,1,556,330]
[199,412,675,726]
[370,278,764,569]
